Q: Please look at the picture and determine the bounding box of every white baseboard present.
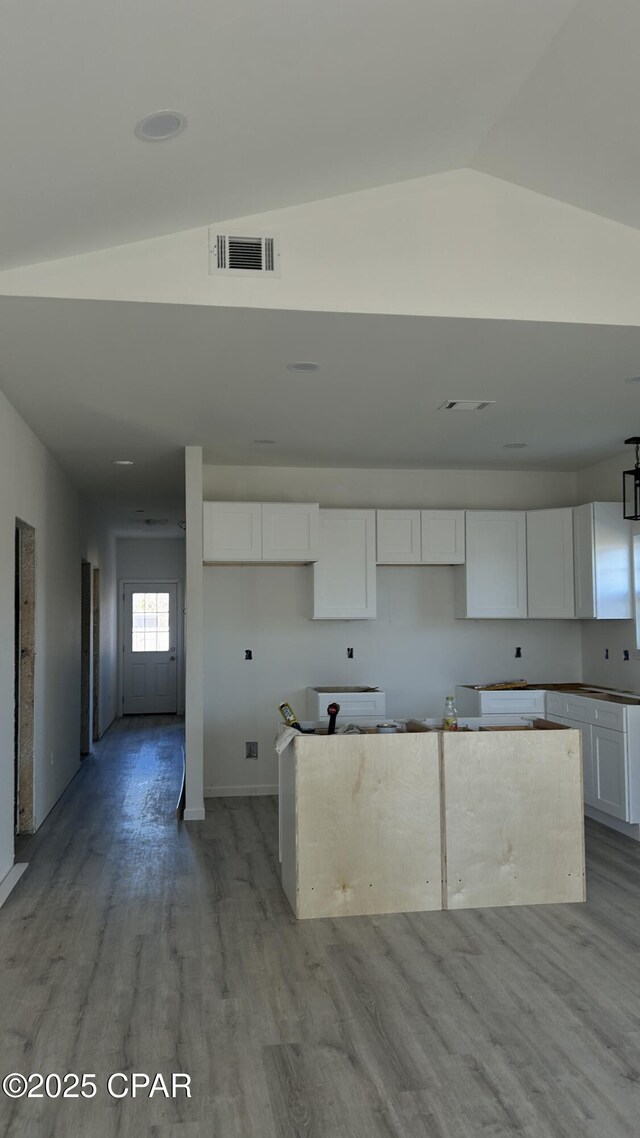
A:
[0,863,28,909]
[182,806,206,821]
[204,784,278,798]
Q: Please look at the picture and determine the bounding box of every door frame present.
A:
[118,578,184,717]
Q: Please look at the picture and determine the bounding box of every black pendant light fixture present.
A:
[623,436,640,520]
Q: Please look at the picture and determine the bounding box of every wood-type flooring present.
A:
[1,715,640,1137]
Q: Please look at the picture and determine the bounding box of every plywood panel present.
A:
[443,730,585,910]
[292,734,441,919]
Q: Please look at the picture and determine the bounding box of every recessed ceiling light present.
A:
[286,362,320,373]
[134,111,187,142]
[253,439,276,445]
[503,442,528,449]
[113,459,134,466]
[625,376,640,385]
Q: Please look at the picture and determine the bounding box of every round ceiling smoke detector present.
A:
[286,362,319,373]
[134,111,187,142]
[625,376,640,385]
[503,443,527,449]
[113,459,134,465]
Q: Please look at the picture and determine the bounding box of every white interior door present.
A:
[122,582,178,714]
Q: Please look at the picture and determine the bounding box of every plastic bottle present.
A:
[443,694,458,731]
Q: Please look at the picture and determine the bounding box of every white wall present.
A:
[0,388,83,885]
[4,169,640,327]
[116,536,185,582]
[203,564,582,795]
[203,463,578,510]
[201,461,582,796]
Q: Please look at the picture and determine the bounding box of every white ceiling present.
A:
[0,297,638,512]
[0,0,579,269]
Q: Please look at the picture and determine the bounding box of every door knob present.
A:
[170,655,176,661]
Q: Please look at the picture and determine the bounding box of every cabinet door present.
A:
[526,508,575,618]
[312,510,377,619]
[376,510,420,564]
[558,717,595,807]
[592,502,632,620]
[420,510,465,564]
[592,725,628,820]
[262,503,319,562]
[203,502,262,561]
[573,504,595,618]
[454,511,527,618]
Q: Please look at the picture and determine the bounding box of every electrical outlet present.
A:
[605,648,609,660]
[347,647,354,659]
[515,646,522,658]
[624,650,630,662]
[245,649,253,660]
[245,742,258,759]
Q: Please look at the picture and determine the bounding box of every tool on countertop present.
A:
[327,702,340,735]
[278,701,315,734]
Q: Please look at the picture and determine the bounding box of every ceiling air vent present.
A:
[438,400,496,412]
[209,231,280,277]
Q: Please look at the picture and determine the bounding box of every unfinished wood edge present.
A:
[576,729,587,902]
[294,744,301,918]
[438,734,448,911]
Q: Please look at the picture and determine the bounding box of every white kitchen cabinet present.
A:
[548,714,596,806]
[420,510,465,564]
[453,511,527,618]
[526,508,575,619]
[203,501,262,561]
[261,503,319,562]
[455,685,546,718]
[376,510,421,564]
[592,725,628,820]
[203,501,318,563]
[312,509,377,619]
[573,502,632,619]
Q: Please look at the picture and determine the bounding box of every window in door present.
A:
[131,592,170,652]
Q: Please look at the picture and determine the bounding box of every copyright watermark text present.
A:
[2,1072,191,1100]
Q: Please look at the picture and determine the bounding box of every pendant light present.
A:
[623,436,640,520]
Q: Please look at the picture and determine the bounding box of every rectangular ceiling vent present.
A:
[209,231,280,277]
[438,399,496,412]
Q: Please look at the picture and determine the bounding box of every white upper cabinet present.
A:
[313,509,377,619]
[203,502,318,563]
[376,509,465,564]
[573,502,632,619]
[261,503,319,562]
[376,510,421,563]
[420,510,465,564]
[526,508,575,619]
[454,511,527,618]
[203,502,262,561]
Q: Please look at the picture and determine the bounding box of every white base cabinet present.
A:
[454,511,527,618]
[546,690,636,821]
[312,509,377,619]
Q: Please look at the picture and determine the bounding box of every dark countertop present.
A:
[463,682,640,707]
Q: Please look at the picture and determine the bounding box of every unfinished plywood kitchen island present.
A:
[278,722,586,919]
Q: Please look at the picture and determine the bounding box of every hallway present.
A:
[3,719,640,1136]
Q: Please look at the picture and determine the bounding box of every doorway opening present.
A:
[80,561,93,755]
[14,521,35,835]
[92,566,100,741]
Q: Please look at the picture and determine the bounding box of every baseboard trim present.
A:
[204,784,278,798]
[0,863,28,909]
[585,806,640,841]
[183,806,206,821]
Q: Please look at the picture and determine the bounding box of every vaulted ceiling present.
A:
[6,0,636,270]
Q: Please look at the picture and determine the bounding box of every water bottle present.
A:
[443,694,458,731]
